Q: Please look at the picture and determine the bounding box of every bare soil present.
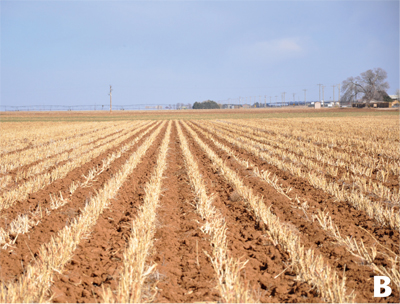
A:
[190,121,399,303]
[1,119,398,303]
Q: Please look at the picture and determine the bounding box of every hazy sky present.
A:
[1,0,399,108]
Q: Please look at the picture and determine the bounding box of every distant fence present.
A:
[0,104,169,111]
[0,101,347,112]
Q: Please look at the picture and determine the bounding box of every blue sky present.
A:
[1,0,399,108]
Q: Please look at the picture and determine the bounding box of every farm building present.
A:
[352,101,395,108]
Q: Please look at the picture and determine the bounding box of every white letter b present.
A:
[374,276,391,297]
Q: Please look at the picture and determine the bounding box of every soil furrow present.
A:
[0,122,162,283]
[0,123,117,157]
[5,122,140,179]
[48,123,166,303]
[193,121,399,249]
[0,122,131,176]
[218,119,397,165]
[0,123,142,194]
[224,119,398,163]
[210,121,399,194]
[189,121,399,303]
[146,122,220,303]
[180,122,322,303]
[0,122,158,230]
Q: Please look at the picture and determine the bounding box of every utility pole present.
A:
[322,85,325,107]
[332,85,335,103]
[109,85,113,113]
[317,84,322,102]
[282,92,286,107]
[293,93,295,106]
[303,89,307,106]
[264,95,266,108]
[337,84,341,107]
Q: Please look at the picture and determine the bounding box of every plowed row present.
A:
[0,117,398,303]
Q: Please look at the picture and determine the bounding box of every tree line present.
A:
[192,100,220,109]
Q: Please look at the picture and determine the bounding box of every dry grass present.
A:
[0,122,153,212]
[183,120,355,303]
[176,121,255,302]
[102,121,172,303]
[0,122,166,303]
[197,120,399,230]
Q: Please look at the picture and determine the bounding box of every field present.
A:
[0,111,399,303]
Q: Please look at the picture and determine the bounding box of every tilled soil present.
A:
[211,121,400,206]
[147,124,220,303]
[189,121,399,303]
[0,125,139,194]
[0,123,159,282]
[180,122,322,303]
[49,123,164,303]
[1,119,398,303]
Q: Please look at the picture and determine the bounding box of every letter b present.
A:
[374,276,391,297]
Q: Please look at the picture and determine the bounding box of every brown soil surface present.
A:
[226,119,399,163]
[146,123,220,303]
[0,107,394,118]
[49,123,165,303]
[0,124,117,157]
[190,121,399,303]
[0,122,158,228]
[214,121,399,194]
[0,126,134,193]
[1,118,398,303]
[180,122,322,303]
[0,123,159,282]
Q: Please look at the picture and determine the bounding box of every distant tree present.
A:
[341,68,390,104]
[382,91,393,102]
[193,102,201,109]
[193,100,219,109]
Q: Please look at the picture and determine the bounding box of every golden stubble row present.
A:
[0,121,152,212]
[182,121,354,303]
[0,122,159,249]
[210,120,399,199]
[176,121,254,303]
[0,121,119,155]
[230,117,399,163]
[102,121,172,303]
[0,121,166,303]
[219,120,399,205]
[196,121,399,230]
[0,121,136,175]
[212,119,398,178]
[0,122,141,191]
[188,121,399,292]
[0,122,146,192]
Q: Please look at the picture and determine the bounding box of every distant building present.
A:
[222,104,242,109]
[242,104,251,109]
[352,101,390,108]
[314,102,321,109]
